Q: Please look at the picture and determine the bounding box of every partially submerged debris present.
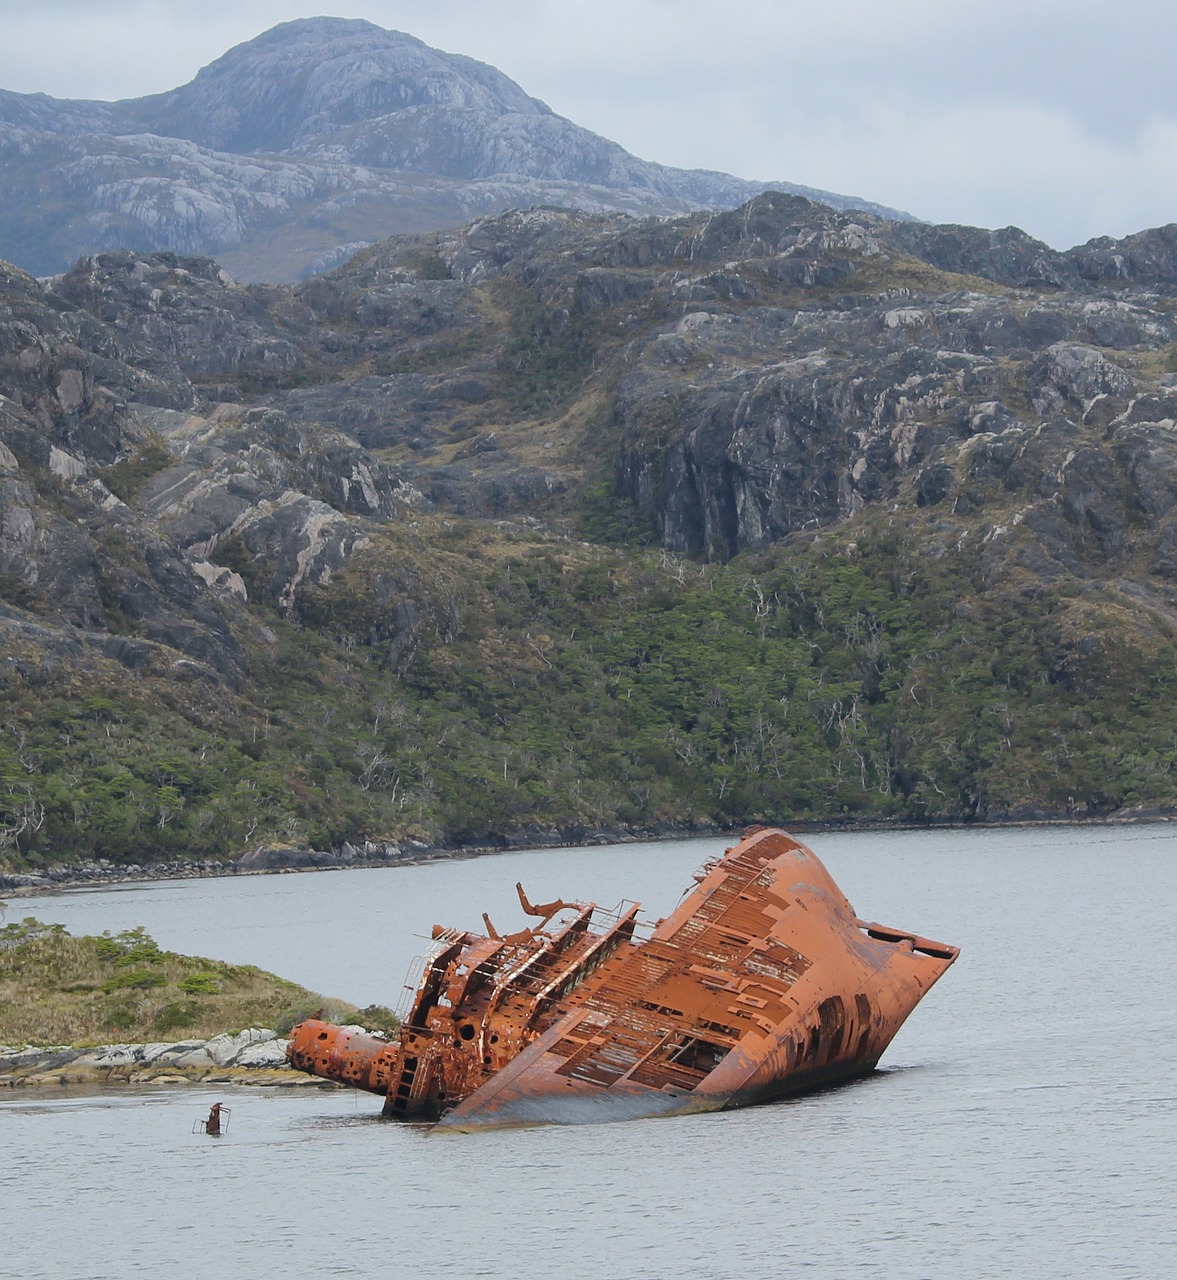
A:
[288,827,958,1128]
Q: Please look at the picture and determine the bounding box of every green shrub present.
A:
[95,927,159,962]
[102,1001,135,1031]
[273,1001,324,1035]
[153,1000,206,1034]
[102,968,166,993]
[178,973,221,995]
[0,918,66,950]
[356,1004,400,1035]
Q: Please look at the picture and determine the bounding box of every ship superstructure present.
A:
[287,827,958,1128]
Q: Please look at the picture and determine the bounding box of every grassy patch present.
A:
[0,921,359,1047]
[98,436,175,504]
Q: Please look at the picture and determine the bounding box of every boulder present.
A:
[141,1039,207,1064]
[234,1039,291,1068]
[89,1044,141,1067]
[236,845,342,871]
[204,1028,277,1066]
[0,1045,79,1072]
[169,1048,216,1069]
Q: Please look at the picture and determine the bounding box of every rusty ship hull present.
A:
[287,827,958,1129]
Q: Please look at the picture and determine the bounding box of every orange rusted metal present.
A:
[286,827,958,1128]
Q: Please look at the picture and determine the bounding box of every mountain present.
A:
[0,17,909,284]
[4,192,1177,874]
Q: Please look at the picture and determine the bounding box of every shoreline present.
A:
[0,1024,388,1092]
[0,1029,328,1090]
[3,809,1174,897]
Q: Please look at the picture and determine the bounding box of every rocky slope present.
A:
[0,18,908,283]
[4,194,1177,869]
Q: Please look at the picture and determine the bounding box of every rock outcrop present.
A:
[0,18,910,282]
[7,190,1177,858]
[0,1028,303,1087]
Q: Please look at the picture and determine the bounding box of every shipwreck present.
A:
[287,826,958,1128]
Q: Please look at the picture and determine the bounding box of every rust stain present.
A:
[287,826,958,1128]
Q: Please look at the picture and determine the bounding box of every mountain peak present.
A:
[0,18,912,281]
[126,17,546,154]
[247,16,390,42]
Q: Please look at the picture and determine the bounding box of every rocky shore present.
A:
[0,822,729,894]
[0,1026,349,1089]
[0,840,429,894]
[5,812,1175,898]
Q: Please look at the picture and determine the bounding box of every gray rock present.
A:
[204,1028,277,1066]
[142,1040,207,1065]
[1029,342,1135,416]
[0,1045,79,1071]
[233,1038,290,1068]
[138,1042,180,1065]
[90,1045,141,1067]
[0,873,47,889]
[0,19,911,282]
[236,845,343,871]
[169,1048,216,1069]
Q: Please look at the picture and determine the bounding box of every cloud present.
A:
[1,0,1175,246]
[763,104,1177,249]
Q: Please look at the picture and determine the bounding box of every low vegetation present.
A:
[5,495,1175,871]
[0,917,367,1047]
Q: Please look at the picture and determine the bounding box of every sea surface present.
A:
[3,824,1175,1278]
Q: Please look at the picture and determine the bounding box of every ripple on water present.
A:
[6,825,1177,1277]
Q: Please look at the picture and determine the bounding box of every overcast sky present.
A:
[2,0,1174,249]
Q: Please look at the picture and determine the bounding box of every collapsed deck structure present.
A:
[287,826,958,1128]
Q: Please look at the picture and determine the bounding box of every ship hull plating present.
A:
[287,827,958,1128]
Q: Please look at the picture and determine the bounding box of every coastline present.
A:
[0,1029,327,1090]
[3,808,1174,897]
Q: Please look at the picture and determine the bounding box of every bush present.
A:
[356,1004,400,1035]
[95,927,159,962]
[102,968,166,993]
[178,973,221,995]
[273,1001,321,1035]
[153,1000,206,1034]
[0,918,66,949]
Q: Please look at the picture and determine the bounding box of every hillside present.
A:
[0,18,907,282]
[4,193,1177,872]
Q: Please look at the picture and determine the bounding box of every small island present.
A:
[0,915,395,1088]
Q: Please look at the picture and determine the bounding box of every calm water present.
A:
[4,825,1175,1278]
